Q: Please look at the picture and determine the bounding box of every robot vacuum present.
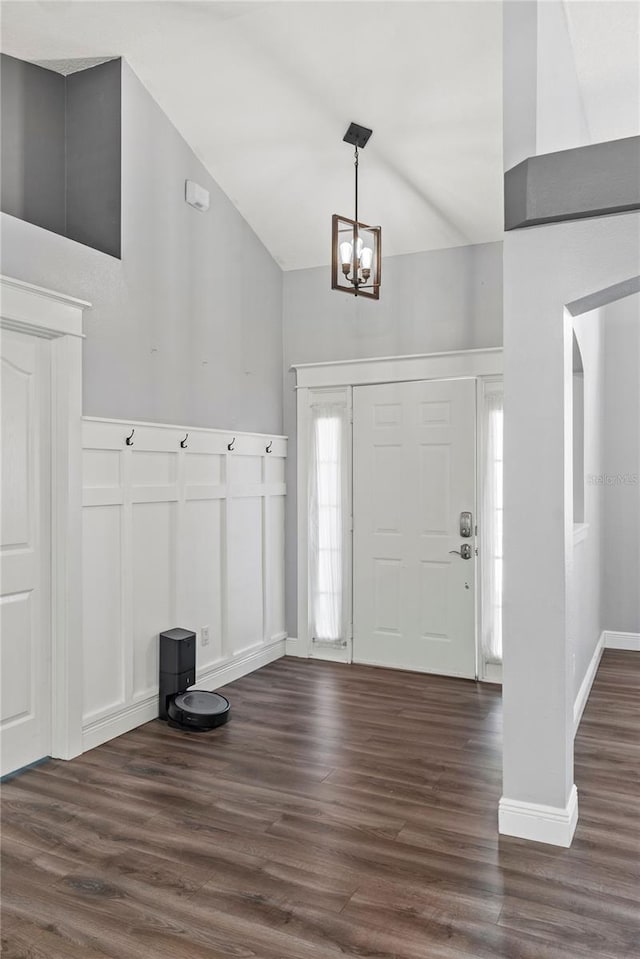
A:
[167,690,230,731]
[159,628,231,733]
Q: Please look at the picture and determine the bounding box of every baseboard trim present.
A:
[603,630,640,651]
[82,697,159,753]
[82,638,286,753]
[499,785,578,847]
[573,633,604,734]
[194,637,286,690]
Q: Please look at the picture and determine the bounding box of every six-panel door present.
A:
[353,378,477,678]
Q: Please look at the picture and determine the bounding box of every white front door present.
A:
[353,378,476,678]
[1,329,51,775]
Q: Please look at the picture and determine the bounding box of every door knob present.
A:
[449,544,472,560]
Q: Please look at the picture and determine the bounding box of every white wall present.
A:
[601,294,640,633]
[0,60,283,435]
[81,417,287,751]
[503,0,590,169]
[535,0,590,156]
[282,241,503,636]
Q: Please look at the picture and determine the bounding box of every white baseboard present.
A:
[498,785,578,847]
[195,636,286,690]
[285,636,308,657]
[82,696,159,753]
[82,638,286,753]
[603,630,640,651]
[573,633,604,734]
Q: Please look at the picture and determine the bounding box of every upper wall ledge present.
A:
[504,136,640,231]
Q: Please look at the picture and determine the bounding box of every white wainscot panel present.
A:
[132,502,175,698]
[268,495,286,639]
[82,506,123,720]
[228,496,263,655]
[182,499,223,669]
[230,455,262,486]
[185,452,223,486]
[131,451,177,486]
[265,456,285,485]
[0,592,32,724]
[81,418,287,751]
[83,449,121,488]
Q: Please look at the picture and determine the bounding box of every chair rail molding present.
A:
[0,274,89,762]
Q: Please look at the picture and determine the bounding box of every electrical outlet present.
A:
[201,625,210,647]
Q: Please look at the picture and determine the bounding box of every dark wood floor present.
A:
[1,651,638,959]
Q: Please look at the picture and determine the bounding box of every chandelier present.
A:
[331,122,381,300]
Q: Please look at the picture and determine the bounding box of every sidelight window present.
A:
[481,387,504,666]
[309,405,346,645]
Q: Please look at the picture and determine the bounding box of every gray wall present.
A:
[601,293,640,633]
[66,59,122,258]
[0,54,66,235]
[282,241,503,636]
[1,54,122,258]
[0,60,283,434]
[502,0,590,171]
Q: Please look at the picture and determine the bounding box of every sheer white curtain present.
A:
[481,390,504,665]
[309,405,346,644]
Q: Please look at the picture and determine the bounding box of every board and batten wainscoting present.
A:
[81,418,287,751]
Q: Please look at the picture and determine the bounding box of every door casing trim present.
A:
[293,348,504,675]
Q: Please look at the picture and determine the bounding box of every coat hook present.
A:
[266,441,273,454]
[227,437,236,451]
[180,433,189,449]
[125,428,135,446]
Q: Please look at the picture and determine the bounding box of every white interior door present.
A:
[1,329,51,775]
[353,378,476,678]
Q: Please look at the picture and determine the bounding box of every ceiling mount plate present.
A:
[343,122,373,149]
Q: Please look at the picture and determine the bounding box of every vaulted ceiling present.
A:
[0,1,504,270]
[1,2,637,271]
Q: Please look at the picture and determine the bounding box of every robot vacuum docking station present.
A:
[159,628,230,731]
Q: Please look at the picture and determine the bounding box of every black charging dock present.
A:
[159,628,230,731]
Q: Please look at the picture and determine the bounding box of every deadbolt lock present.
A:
[460,511,472,537]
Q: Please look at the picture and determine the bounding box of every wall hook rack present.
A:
[125,429,135,446]
[266,441,273,454]
[227,438,236,451]
[180,433,189,449]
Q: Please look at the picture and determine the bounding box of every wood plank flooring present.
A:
[1,650,638,958]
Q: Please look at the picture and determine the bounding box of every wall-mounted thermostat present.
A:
[185,180,210,212]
